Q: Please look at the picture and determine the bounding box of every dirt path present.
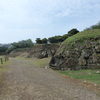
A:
[0,58,100,100]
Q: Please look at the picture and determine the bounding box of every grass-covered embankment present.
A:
[59,70,100,84]
[52,29,100,70]
[58,29,100,52]
[57,29,100,83]
[63,29,100,46]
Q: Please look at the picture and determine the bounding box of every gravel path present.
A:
[0,58,100,100]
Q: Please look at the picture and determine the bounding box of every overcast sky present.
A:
[0,0,100,43]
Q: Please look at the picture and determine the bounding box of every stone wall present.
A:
[27,44,60,58]
[49,38,100,70]
[9,44,60,58]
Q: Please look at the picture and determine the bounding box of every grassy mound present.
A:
[63,29,100,46]
[49,29,100,70]
[57,29,100,53]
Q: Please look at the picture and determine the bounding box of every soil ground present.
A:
[0,58,100,100]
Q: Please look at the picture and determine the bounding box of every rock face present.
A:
[49,38,100,70]
[28,44,60,58]
[9,48,30,57]
[9,44,60,58]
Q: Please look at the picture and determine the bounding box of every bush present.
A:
[42,38,48,44]
[36,38,42,44]
[85,22,100,30]
[48,36,64,43]
[12,39,33,48]
[67,28,79,37]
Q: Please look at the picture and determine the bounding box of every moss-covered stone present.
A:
[50,29,100,70]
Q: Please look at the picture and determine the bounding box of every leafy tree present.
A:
[90,22,100,30]
[62,34,68,41]
[6,45,15,53]
[67,28,79,37]
[48,34,69,43]
[42,38,48,44]
[12,39,33,48]
[25,39,33,47]
[0,46,8,54]
[36,38,42,44]
[48,36,64,43]
[85,22,100,30]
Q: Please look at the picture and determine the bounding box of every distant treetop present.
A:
[67,28,79,37]
[85,22,100,30]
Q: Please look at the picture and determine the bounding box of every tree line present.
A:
[36,28,79,44]
[0,39,33,54]
[0,28,79,54]
[1,21,100,54]
[85,22,100,30]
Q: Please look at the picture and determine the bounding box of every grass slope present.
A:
[64,29,100,45]
[57,29,100,54]
[57,29,100,85]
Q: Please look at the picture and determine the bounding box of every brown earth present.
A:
[0,58,100,100]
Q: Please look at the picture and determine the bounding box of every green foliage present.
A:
[35,28,79,44]
[67,28,79,36]
[0,44,11,54]
[0,46,8,54]
[6,39,33,53]
[36,35,67,44]
[57,29,100,54]
[12,39,33,48]
[86,22,100,30]
[62,34,69,40]
[63,29,100,47]
[48,28,79,43]
[36,38,48,44]
[36,38,42,44]
[41,38,48,44]
[6,46,16,53]
[48,36,63,43]
[59,69,100,84]
[48,34,69,43]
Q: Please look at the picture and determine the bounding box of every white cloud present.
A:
[0,0,100,43]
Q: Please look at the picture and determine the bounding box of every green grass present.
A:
[58,29,100,84]
[59,69,100,84]
[57,29,100,53]
[64,29,100,45]
[58,29,99,51]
